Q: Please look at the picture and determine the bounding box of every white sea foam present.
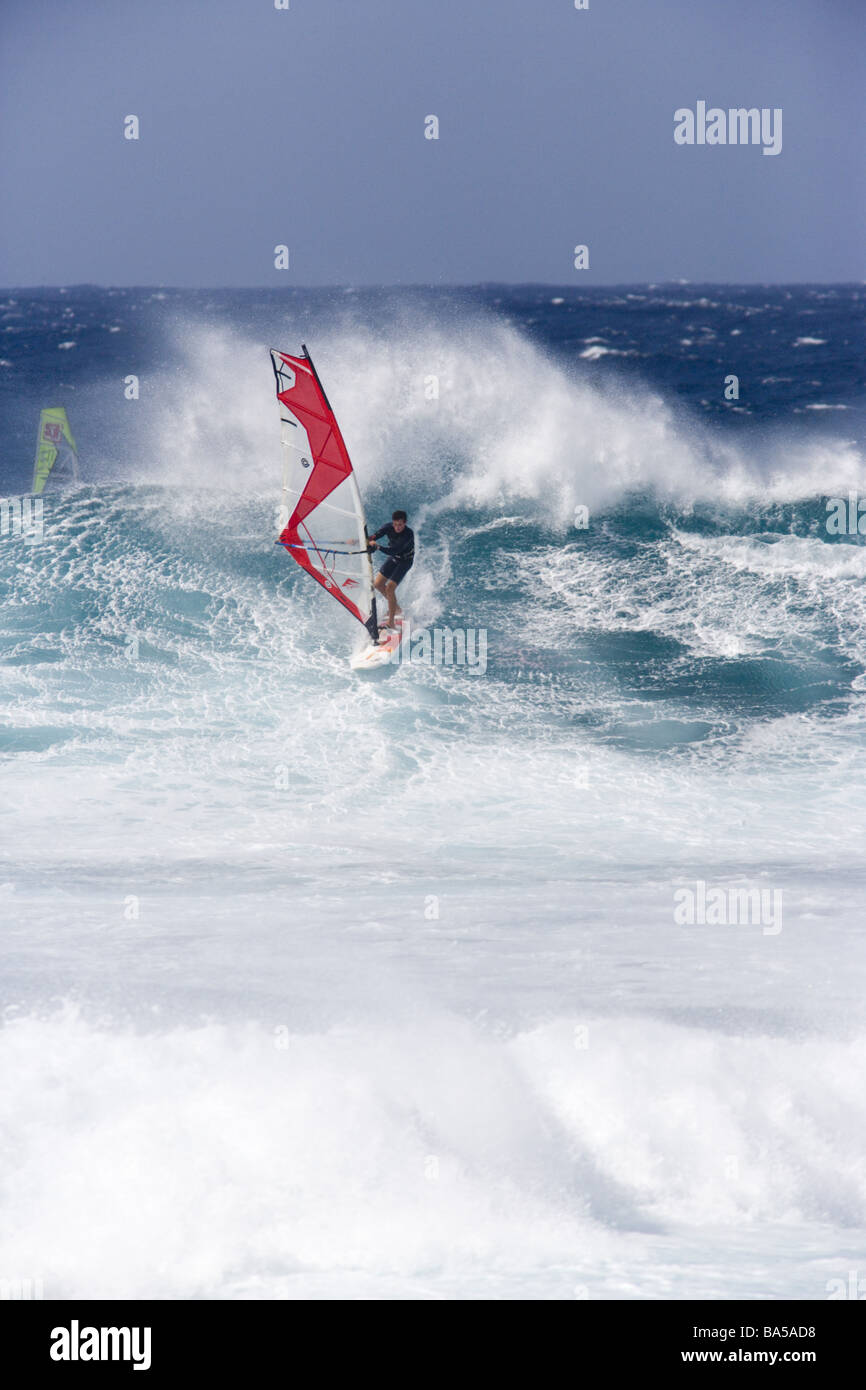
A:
[1,1008,863,1299]
[3,306,866,1300]
[140,316,865,528]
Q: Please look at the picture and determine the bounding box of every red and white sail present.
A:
[271,346,377,637]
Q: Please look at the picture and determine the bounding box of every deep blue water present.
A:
[2,284,864,494]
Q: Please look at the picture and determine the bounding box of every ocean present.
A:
[1,283,865,1299]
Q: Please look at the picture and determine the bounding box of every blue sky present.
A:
[1,0,862,285]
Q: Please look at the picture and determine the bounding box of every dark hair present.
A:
[392,510,408,522]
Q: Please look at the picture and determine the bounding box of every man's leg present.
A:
[384,579,401,626]
[372,572,398,630]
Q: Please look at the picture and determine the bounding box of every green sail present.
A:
[33,407,79,494]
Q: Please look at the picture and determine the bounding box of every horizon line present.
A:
[2,279,864,293]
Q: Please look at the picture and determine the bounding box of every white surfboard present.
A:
[350,615,405,670]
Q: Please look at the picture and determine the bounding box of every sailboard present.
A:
[32,407,79,494]
[349,614,404,670]
[271,345,403,667]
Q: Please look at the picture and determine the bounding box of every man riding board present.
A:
[368,510,414,631]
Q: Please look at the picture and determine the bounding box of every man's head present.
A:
[392,509,407,532]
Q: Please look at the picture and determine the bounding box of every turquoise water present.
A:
[1,288,865,1298]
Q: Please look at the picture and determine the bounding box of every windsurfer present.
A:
[368,510,415,629]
